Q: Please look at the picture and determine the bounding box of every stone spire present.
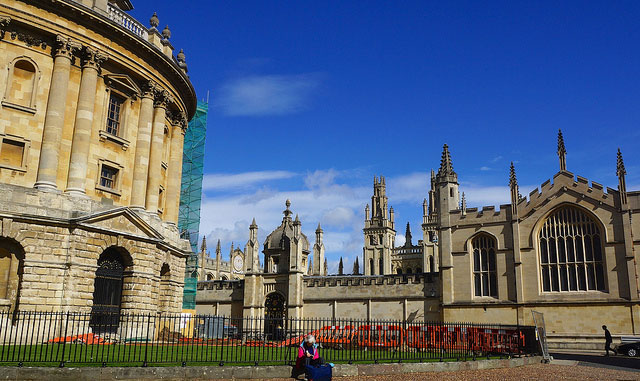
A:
[215,239,221,274]
[324,258,328,275]
[557,129,567,171]
[338,257,344,275]
[509,162,522,215]
[437,144,455,178]
[201,236,207,254]
[617,148,628,206]
[308,257,313,274]
[353,257,360,275]
[404,222,412,247]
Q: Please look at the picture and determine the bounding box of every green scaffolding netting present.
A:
[179,101,208,310]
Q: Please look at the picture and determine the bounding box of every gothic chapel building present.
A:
[197,131,640,349]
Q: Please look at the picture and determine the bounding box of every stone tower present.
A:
[435,144,459,304]
[245,218,259,273]
[313,223,326,275]
[363,176,396,275]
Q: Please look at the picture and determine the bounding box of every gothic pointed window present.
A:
[539,206,605,292]
[472,234,497,297]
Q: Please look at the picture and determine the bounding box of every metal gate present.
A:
[90,250,124,334]
[264,292,286,339]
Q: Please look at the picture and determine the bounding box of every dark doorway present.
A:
[90,247,125,334]
[264,292,286,340]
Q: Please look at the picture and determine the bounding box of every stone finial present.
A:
[404,222,412,247]
[177,49,187,71]
[250,217,258,229]
[162,25,171,39]
[324,258,328,275]
[338,257,344,275]
[293,214,301,226]
[438,144,455,178]
[283,199,292,220]
[509,162,518,188]
[617,148,626,177]
[461,192,467,215]
[201,236,207,253]
[150,12,159,29]
[216,239,221,254]
[557,129,567,171]
[316,223,323,233]
[352,256,360,275]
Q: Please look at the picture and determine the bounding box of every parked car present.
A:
[615,341,640,357]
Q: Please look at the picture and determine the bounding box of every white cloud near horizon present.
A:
[215,73,321,116]
[202,170,296,191]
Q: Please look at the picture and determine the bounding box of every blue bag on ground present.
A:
[305,363,332,381]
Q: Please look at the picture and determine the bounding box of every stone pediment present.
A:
[104,74,141,98]
[74,207,163,240]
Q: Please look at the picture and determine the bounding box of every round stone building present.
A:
[0,0,196,316]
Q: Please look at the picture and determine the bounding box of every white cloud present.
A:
[215,74,320,116]
[480,166,491,171]
[202,171,296,191]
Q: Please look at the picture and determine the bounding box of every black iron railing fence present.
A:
[0,311,539,367]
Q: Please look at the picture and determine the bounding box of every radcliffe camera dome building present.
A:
[0,0,195,315]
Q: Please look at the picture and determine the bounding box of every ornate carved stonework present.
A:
[82,46,108,70]
[141,79,158,99]
[55,35,81,59]
[0,15,10,40]
[153,89,171,108]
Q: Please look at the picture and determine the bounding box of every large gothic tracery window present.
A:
[539,206,605,292]
[472,234,497,297]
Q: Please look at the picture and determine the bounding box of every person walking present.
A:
[602,325,613,356]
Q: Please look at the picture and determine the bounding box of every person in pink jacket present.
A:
[297,334,324,368]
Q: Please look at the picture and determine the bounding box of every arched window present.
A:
[396,268,402,274]
[4,58,38,110]
[378,258,383,275]
[472,234,497,297]
[539,206,605,292]
[369,259,374,275]
[206,273,214,281]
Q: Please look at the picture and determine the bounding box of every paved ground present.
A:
[331,364,640,380]
[551,349,640,373]
[264,363,640,380]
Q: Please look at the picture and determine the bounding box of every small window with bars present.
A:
[106,93,125,136]
[99,165,118,190]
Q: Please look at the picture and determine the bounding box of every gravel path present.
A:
[262,363,639,380]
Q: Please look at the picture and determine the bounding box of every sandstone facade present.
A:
[196,132,640,349]
[0,0,196,316]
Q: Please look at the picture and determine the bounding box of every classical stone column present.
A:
[35,35,81,190]
[65,47,107,195]
[145,90,171,214]
[129,81,156,209]
[163,112,186,223]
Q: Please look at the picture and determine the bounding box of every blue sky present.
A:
[131,1,640,272]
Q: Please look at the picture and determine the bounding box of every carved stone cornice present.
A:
[81,46,108,70]
[54,35,81,59]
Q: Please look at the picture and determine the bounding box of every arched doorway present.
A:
[264,292,286,339]
[90,247,128,333]
[0,237,25,312]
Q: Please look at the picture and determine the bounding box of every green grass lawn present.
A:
[0,343,501,367]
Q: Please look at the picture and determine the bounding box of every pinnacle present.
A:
[216,239,221,252]
[617,148,626,177]
[316,222,322,232]
[557,129,566,155]
[250,217,258,228]
[438,144,455,177]
[509,162,518,188]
